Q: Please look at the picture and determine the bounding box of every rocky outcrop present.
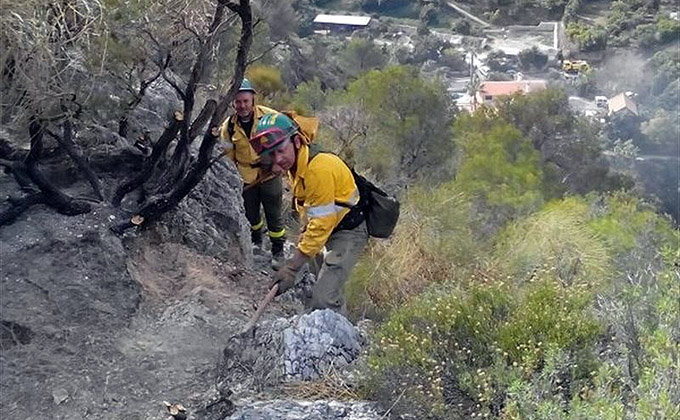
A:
[227,399,381,420]
[218,309,364,394]
[148,157,253,265]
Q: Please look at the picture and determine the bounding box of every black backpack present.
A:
[350,169,400,238]
[308,145,400,238]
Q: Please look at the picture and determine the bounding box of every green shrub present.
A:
[362,275,602,419]
[586,191,674,257]
[346,182,480,320]
[493,197,612,288]
[454,112,544,229]
[656,16,680,44]
[566,22,607,51]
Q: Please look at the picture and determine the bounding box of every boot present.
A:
[271,239,285,270]
[251,229,263,249]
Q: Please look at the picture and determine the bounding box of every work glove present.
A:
[270,250,310,296]
[271,264,298,296]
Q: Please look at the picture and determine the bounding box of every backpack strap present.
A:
[227,117,236,140]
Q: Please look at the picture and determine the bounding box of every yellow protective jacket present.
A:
[290,144,360,257]
[220,104,277,184]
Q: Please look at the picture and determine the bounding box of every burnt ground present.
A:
[0,201,300,420]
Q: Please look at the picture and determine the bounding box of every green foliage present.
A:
[346,181,480,319]
[493,197,612,288]
[360,0,413,15]
[451,18,471,35]
[359,185,677,419]
[338,38,387,79]
[518,47,548,71]
[345,66,454,180]
[656,16,680,43]
[291,78,327,114]
[440,48,468,72]
[586,191,675,257]
[364,276,602,419]
[566,22,608,51]
[495,88,630,196]
[246,65,285,98]
[454,112,543,220]
[640,109,680,151]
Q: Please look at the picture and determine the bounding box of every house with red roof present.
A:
[473,80,548,110]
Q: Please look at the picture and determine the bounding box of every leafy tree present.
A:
[338,38,387,79]
[246,65,285,99]
[640,109,680,152]
[419,3,438,26]
[454,112,544,230]
[451,18,471,35]
[495,88,632,196]
[566,22,607,51]
[360,0,411,13]
[291,78,327,114]
[439,48,468,72]
[517,47,548,71]
[656,16,680,43]
[346,66,455,181]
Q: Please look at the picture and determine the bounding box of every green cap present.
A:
[250,113,299,155]
[239,78,256,94]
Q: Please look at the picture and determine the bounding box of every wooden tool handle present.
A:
[240,283,279,335]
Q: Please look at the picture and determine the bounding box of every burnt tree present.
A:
[111,0,254,232]
[1,0,255,229]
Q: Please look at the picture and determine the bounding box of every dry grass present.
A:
[281,366,361,401]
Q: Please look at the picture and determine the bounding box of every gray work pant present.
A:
[309,221,369,314]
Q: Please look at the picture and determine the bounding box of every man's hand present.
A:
[270,250,310,296]
[272,265,297,296]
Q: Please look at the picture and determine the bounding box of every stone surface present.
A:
[227,399,381,420]
[218,309,364,395]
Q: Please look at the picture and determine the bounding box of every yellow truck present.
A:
[562,60,591,74]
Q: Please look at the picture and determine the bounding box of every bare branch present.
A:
[163,71,187,100]
[247,41,284,65]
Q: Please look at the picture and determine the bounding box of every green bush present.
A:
[454,112,544,227]
[363,275,602,419]
[656,16,680,44]
[346,182,480,320]
[493,197,612,288]
[566,22,608,51]
[586,191,674,257]
[357,186,677,419]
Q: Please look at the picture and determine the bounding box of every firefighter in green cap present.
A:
[249,112,368,314]
[220,79,286,265]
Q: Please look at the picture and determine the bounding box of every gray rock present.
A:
[228,399,381,420]
[218,310,364,394]
[151,157,252,265]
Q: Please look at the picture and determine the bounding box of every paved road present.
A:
[445,1,492,27]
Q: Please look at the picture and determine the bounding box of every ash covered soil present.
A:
[0,204,298,420]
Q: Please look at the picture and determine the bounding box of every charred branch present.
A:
[47,119,103,200]
[113,0,252,231]
[189,100,217,142]
[118,65,165,138]
[24,119,91,216]
[0,158,36,191]
[0,193,45,227]
[151,99,217,196]
[111,111,184,207]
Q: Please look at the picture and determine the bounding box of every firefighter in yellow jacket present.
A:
[249,112,369,313]
[220,79,286,264]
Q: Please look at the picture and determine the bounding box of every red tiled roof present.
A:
[608,93,638,116]
[478,80,548,97]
